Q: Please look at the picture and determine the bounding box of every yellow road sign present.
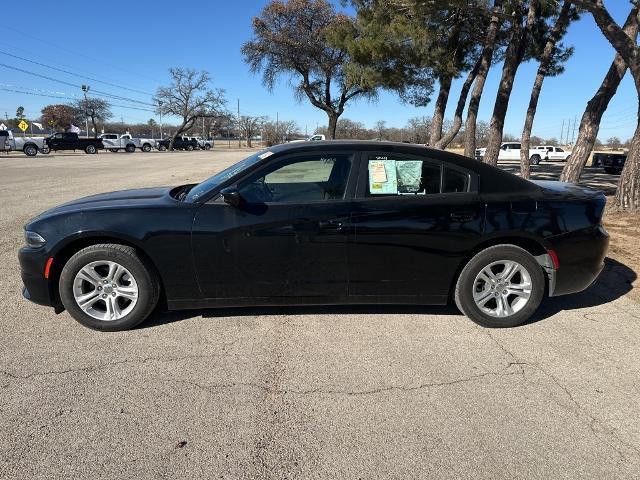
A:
[18,120,29,132]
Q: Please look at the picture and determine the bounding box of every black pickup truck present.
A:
[157,136,199,151]
[592,151,627,174]
[45,132,105,154]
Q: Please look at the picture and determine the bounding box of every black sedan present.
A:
[19,141,609,331]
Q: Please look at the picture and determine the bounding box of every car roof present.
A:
[267,140,539,194]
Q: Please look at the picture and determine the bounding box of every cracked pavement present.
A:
[1,150,639,479]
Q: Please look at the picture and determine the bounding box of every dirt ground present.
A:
[603,208,640,301]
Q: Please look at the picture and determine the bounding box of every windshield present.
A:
[186,149,272,202]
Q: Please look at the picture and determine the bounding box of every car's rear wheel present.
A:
[59,244,160,331]
[85,145,97,154]
[142,143,152,152]
[455,245,545,328]
[186,144,194,151]
[530,154,541,165]
[204,144,211,150]
[125,144,136,153]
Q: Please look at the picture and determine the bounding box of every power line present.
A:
[0,87,154,112]
[0,24,162,84]
[0,50,153,97]
[0,62,154,106]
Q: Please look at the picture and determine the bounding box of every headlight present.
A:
[25,230,46,248]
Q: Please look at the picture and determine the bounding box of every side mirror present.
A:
[220,186,241,207]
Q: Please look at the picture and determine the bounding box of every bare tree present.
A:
[242,0,375,139]
[71,98,112,138]
[561,5,639,183]
[520,1,576,179]
[464,0,504,157]
[374,120,386,140]
[154,68,226,150]
[238,115,265,147]
[570,0,640,210]
[483,1,538,166]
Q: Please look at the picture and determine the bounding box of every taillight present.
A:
[548,250,560,269]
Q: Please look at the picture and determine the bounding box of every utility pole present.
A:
[237,99,241,148]
[560,119,565,146]
[81,85,90,138]
[158,100,163,139]
[571,116,577,144]
[276,111,279,144]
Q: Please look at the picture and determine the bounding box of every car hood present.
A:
[31,186,174,220]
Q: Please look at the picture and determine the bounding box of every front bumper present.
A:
[548,224,609,296]
[18,246,56,307]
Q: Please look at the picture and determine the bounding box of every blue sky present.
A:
[0,0,637,141]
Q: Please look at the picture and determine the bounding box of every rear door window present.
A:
[366,157,442,196]
[442,167,470,193]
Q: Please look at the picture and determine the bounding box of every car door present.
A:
[191,151,356,303]
[348,153,485,304]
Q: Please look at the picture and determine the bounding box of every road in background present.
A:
[1,150,639,479]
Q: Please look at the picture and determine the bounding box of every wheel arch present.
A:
[448,235,551,300]
[48,234,167,311]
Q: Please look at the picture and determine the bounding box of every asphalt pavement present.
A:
[1,149,639,479]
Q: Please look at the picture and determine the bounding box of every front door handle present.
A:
[318,219,344,230]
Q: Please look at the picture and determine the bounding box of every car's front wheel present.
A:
[530,154,541,165]
[59,244,160,331]
[85,145,97,154]
[455,245,545,328]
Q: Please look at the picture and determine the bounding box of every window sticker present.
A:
[368,160,397,194]
[397,161,423,193]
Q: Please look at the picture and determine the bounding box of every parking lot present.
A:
[1,149,639,479]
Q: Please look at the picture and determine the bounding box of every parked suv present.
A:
[475,142,548,164]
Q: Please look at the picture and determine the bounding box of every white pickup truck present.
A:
[0,130,49,156]
[100,133,156,153]
[475,142,548,165]
[535,145,572,162]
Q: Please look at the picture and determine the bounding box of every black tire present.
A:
[142,143,152,152]
[530,154,541,165]
[125,144,136,153]
[109,148,120,153]
[59,244,160,331]
[40,146,50,154]
[85,144,97,154]
[204,144,211,150]
[186,144,194,151]
[454,245,545,328]
[158,145,167,152]
[24,145,38,157]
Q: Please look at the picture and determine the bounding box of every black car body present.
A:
[157,136,199,151]
[19,141,609,330]
[45,132,104,154]
[593,152,627,174]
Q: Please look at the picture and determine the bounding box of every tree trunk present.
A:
[521,1,574,179]
[464,0,503,157]
[327,112,338,140]
[484,3,537,167]
[615,114,640,210]
[435,56,482,150]
[560,7,639,183]
[430,77,452,145]
[91,116,98,138]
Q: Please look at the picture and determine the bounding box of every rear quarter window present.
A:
[442,167,470,193]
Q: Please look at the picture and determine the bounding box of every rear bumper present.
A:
[18,247,56,307]
[548,224,609,296]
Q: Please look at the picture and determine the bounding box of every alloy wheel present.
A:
[472,260,532,318]
[72,260,139,321]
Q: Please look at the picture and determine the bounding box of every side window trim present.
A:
[233,150,358,205]
[355,152,478,199]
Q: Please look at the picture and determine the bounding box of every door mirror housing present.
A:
[220,187,242,207]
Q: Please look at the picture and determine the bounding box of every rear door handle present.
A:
[450,212,473,222]
[318,219,344,230]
